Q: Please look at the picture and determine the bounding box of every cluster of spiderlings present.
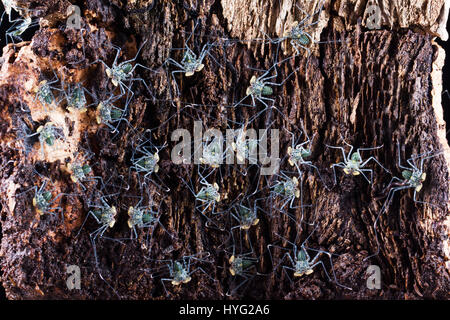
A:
[5,0,446,300]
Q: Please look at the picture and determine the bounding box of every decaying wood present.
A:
[0,0,449,299]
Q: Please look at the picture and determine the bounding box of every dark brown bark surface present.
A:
[0,0,449,299]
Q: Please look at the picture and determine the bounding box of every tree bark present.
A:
[0,0,449,299]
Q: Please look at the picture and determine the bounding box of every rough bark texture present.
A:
[0,0,449,299]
